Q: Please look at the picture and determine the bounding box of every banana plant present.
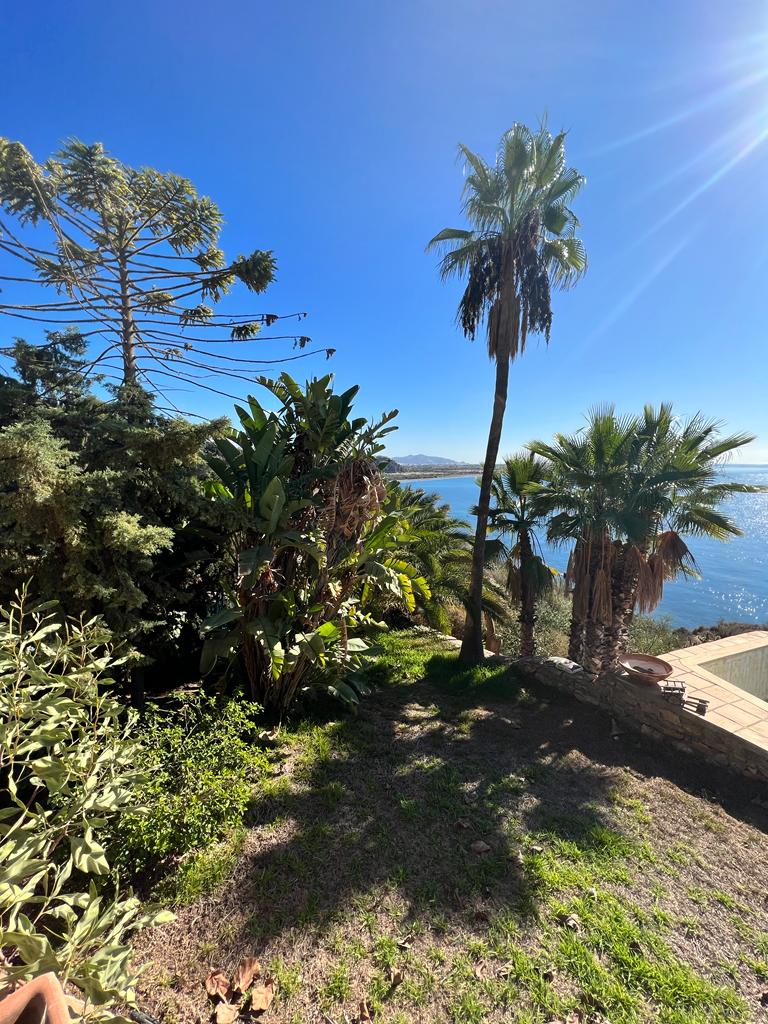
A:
[201,373,428,713]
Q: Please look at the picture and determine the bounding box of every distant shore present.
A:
[387,466,482,481]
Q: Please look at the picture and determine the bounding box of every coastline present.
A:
[386,465,483,481]
[387,465,768,636]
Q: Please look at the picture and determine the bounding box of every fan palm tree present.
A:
[532,405,758,673]
[485,453,555,656]
[427,121,586,665]
[531,408,640,669]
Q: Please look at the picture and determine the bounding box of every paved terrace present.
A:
[662,631,768,753]
[517,632,768,783]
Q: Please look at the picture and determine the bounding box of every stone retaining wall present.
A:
[515,655,768,784]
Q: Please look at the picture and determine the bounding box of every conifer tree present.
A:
[0,139,328,405]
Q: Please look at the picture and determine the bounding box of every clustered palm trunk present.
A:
[533,405,759,674]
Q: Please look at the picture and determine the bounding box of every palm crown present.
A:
[427,122,587,361]
[529,405,759,668]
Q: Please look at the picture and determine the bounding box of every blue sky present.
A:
[3,0,768,461]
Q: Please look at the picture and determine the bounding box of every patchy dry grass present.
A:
[134,630,768,1023]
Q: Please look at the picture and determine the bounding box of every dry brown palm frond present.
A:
[644,552,666,612]
[625,544,655,614]
[572,576,590,619]
[327,459,385,541]
[591,567,612,625]
[569,537,593,618]
[505,561,522,602]
[654,530,698,580]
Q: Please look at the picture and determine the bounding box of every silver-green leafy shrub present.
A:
[0,591,172,1018]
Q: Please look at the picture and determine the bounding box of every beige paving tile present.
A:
[706,711,739,732]
[732,696,768,713]
[715,705,763,729]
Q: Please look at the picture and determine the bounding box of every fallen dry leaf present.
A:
[232,955,261,994]
[214,1002,239,1024]
[205,971,231,1000]
[250,979,276,1012]
[470,840,491,854]
[386,967,403,988]
[358,998,373,1021]
[556,911,582,933]
[455,818,471,830]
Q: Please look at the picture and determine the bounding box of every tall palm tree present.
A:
[485,453,554,656]
[427,121,586,664]
[532,405,758,673]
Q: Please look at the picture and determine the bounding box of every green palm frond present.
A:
[428,119,587,363]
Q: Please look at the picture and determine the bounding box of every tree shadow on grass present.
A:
[219,649,640,953]
[134,634,768,1024]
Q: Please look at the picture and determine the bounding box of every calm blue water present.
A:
[405,467,768,629]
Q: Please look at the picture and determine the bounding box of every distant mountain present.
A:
[390,454,461,466]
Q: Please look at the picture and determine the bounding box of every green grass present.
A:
[274,631,753,1022]
[154,830,245,905]
[139,628,761,1024]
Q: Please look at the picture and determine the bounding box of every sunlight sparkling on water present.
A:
[405,466,768,629]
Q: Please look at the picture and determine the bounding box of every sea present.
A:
[403,466,768,630]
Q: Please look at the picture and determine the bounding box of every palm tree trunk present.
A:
[567,538,588,664]
[573,533,607,673]
[583,535,611,673]
[568,612,585,665]
[600,542,644,672]
[460,337,511,665]
[519,528,536,657]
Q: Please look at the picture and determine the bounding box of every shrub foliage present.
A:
[116,695,269,872]
[0,591,171,1016]
[202,373,429,712]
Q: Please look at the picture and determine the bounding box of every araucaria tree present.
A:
[533,405,758,673]
[0,139,326,400]
[427,121,586,665]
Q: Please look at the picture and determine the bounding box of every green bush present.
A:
[0,590,171,1018]
[202,373,426,712]
[116,694,271,873]
[499,590,571,658]
[0,333,228,674]
[628,614,684,656]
